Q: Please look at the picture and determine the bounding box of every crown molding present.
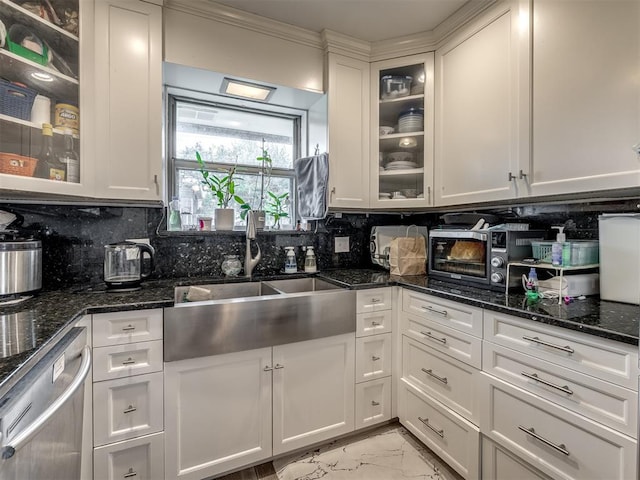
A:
[163,0,323,50]
[321,30,371,61]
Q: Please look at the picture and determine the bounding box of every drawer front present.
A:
[356,333,392,383]
[484,311,639,390]
[484,342,638,437]
[94,372,164,447]
[482,437,553,480]
[93,432,164,480]
[403,336,479,425]
[356,310,392,337]
[480,373,637,480]
[400,380,480,480]
[357,288,392,313]
[402,290,482,337]
[355,377,392,429]
[402,313,482,369]
[93,340,164,382]
[93,309,163,347]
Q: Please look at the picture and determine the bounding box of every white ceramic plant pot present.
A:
[214,208,234,231]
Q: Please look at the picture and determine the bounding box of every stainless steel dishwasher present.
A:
[0,327,91,480]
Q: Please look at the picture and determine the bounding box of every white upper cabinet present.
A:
[92,0,162,200]
[434,1,526,206]
[326,53,370,209]
[371,53,434,208]
[526,0,640,196]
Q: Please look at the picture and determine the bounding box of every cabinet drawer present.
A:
[94,432,164,480]
[482,437,553,480]
[400,380,480,480]
[484,342,637,437]
[356,333,392,383]
[402,336,479,425]
[484,311,639,389]
[357,288,392,313]
[355,377,392,429]
[480,373,637,480]
[356,310,392,337]
[93,372,163,447]
[93,340,163,382]
[93,309,163,347]
[402,290,482,337]
[402,313,482,368]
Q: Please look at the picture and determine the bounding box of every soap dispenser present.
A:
[284,247,297,274]
[304,246,317,273]
[551,226,570,266]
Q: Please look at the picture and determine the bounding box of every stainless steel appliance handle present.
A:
[2,346,91,459]
[522,335,574,354]
[518,425,570,456]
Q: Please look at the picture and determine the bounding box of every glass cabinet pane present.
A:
[0,0,80,183]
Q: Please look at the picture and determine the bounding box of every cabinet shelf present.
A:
[1,0,79,43]
[379,167,424,177]
[0,113,79,136]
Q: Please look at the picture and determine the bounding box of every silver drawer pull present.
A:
[418,417,444,438]
[263,366,273,371]
[371,400,380,406]
[420,331,447,344]
[371,355,381,361]
[518,426,570,456]
[123,468,137,478]
[274,364,284,369]
[371,321,381,326]
[122,357,136,365]
[123,405,137,414]
[522,335,574,354]
[421,368,448,384]
[121,325,136,332]
[521,372,574,395]
[370,298,381,304]
[421,305,448,317]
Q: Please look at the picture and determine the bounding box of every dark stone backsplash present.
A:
[1,197,638,290]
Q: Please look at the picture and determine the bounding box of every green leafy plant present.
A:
[265,191,289,228]
[196,151,249,210]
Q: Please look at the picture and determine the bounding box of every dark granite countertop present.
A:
[1,269,638,397]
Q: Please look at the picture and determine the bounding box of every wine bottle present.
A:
[35,123,66,181]
[59,129,79,183]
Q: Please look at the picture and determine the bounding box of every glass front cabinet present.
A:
[0,0,90,195]
[370,53,434,208]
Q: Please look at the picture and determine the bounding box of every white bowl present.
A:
[387,151,414,163]
[379,126,394,135]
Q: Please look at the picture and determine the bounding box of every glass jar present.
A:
[221,255,242,276]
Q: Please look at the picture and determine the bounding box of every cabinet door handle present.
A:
[420,331,447,344]
[418,417,444,438]
[121,325,136,332]
[123,405,137,414]
[427,186,431,204]
[522,335,574,354]
[421,368,448,384]
[123,468,138,478]
[421,305,448,317]
[519,169,527,180]
[371,355,381,361]
[371,400,380,406]
[521,372,574,395]
[508,171,517,182]
[518,426,570,456]
[122,357,136,365]
[263,366,273,371]
[274,364,284,369]
[370,298,381,304]
[371,321,381,326]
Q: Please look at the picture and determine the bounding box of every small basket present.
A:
[0,153,38,177]
[0,80,38,120]
[531,241,554,263]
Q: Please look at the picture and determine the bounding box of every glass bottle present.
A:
[35,123,66,181]
[221,255,242,276]
[168,196,182,231]
[59,129,79,183]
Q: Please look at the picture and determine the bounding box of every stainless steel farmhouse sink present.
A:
[165,279,355,362]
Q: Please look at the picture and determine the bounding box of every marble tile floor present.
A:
[216,423,462,480]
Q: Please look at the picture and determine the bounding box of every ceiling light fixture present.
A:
[30,71,54,82]
[220,78,276,102]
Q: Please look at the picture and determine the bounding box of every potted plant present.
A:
[239,140,272,229]
[265,191,289,229]
[196,152,248,230]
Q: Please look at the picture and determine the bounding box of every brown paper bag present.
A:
[389,235,427,276]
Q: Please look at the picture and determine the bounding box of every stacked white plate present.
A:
[385,160,418,170]
[379,192,391,199]
[398,110,424,133]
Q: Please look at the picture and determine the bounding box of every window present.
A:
[168,95,302,229]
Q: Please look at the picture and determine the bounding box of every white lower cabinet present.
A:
[482,437,553,480]
[356,333,392,382]
[355,377,392,429]
[400,380,480,479]
[164,333,355,480]
[480,373,637,480]
[93,432,164,480]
